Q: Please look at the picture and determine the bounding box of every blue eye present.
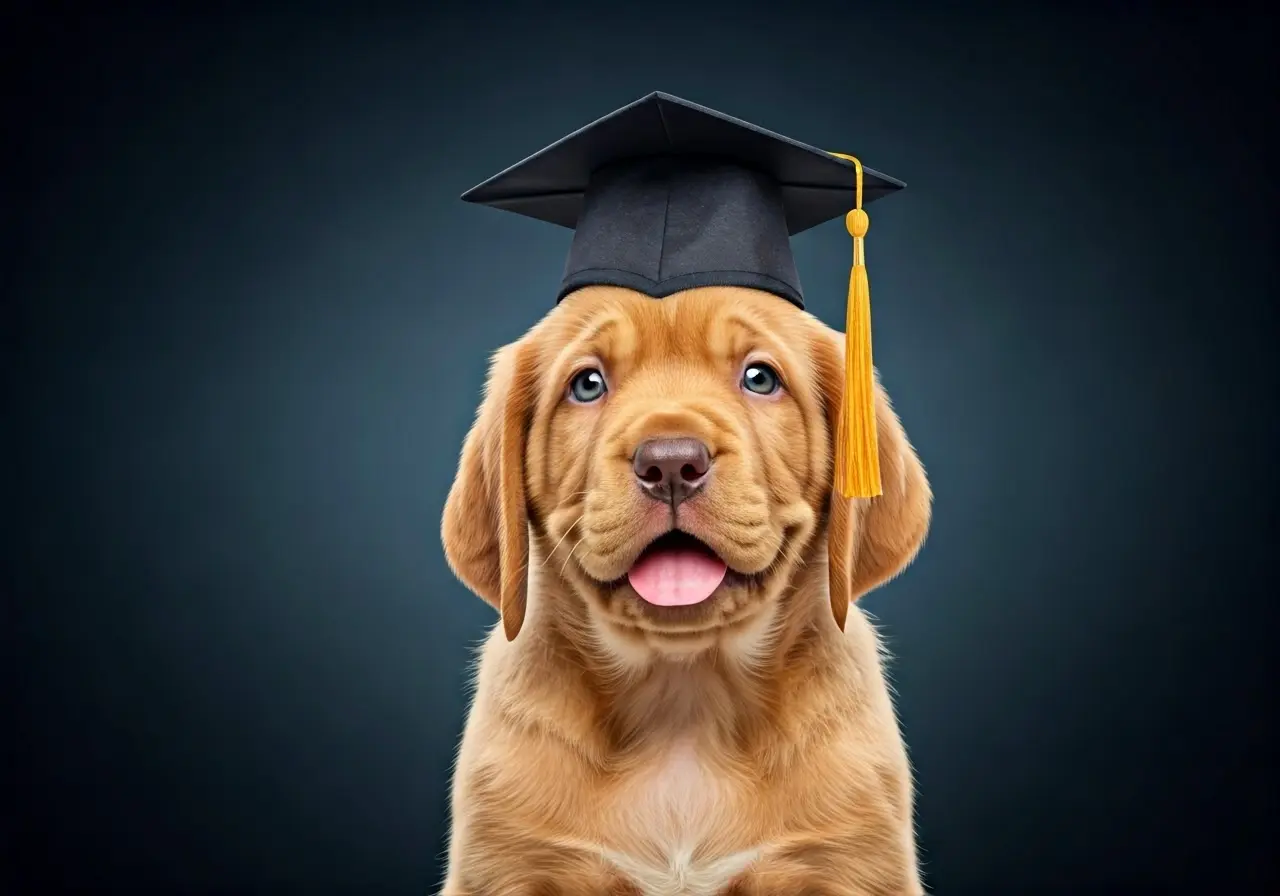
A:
[742,363,781,395]
[569,368,608,403]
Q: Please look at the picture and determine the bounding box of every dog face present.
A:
[442,285,930,660]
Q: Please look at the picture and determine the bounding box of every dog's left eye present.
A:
[568,368,608,403]
[742,363,781,396]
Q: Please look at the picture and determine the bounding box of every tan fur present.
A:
[440,286,932,895]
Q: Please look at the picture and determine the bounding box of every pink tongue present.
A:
[628,546,728,607]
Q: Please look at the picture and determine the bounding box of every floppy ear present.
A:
[441,340,539,641]
[814,330,933,630]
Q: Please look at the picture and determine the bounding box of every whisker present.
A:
[782,542,808,569]
[559,535,586,579]
[757,534,808,581]
[542,514,585,567]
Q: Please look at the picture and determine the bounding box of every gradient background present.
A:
[8,4,1277,894]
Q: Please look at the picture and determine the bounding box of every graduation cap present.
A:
[461,92,905,499]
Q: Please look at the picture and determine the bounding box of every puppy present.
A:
[440,284,931,896]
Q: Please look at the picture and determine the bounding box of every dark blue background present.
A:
[8,4,1277,893]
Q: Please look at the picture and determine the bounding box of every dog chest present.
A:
[600,739,761,896]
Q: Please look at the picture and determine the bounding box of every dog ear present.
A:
[814,330,932,630]
[441,340,539,641]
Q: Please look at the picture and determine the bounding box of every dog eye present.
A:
[742,363,781,396]
[568,368,608,403]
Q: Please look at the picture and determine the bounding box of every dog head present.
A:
[442,285,931,661]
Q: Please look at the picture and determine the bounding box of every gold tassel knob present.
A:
[827,153,882,499]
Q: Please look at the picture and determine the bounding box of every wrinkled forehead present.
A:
[534,285,814,372]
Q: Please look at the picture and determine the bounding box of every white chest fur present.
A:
[600,739,762,896]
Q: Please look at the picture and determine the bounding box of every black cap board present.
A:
[460,92,905,309]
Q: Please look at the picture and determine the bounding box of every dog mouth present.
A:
[623,530,737,608]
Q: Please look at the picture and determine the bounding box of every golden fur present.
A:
[440,285,932,895]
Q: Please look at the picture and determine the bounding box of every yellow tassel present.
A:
[827,153,882,499]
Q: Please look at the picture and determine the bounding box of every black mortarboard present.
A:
[461,92,908,499]
[461,91,902,310]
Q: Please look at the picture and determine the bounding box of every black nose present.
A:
[632,438,712,508]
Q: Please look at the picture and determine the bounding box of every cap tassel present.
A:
[827,153,882,499]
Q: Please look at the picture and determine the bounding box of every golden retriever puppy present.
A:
[440,284,932,896]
